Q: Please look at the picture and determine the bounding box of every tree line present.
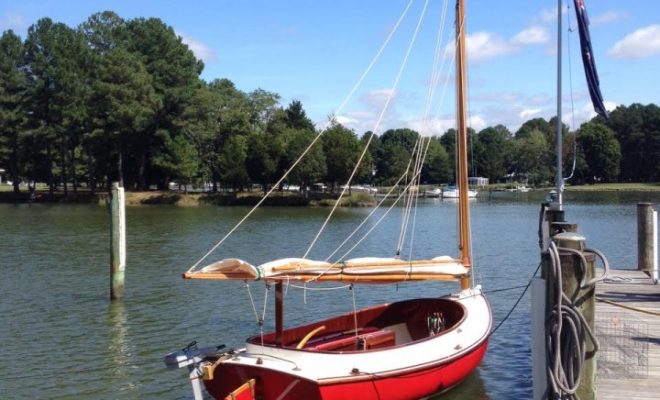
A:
[1,11,659,196]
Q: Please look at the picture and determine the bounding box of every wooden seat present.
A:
[306,328,395,351]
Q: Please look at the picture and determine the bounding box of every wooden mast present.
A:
[455,0,472,289]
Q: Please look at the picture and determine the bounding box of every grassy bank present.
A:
[0,186,376,207]
[564,183,660,192]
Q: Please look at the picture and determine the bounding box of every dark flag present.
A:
[574,0,608,118]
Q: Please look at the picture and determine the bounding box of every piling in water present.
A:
[637,203,655,275]
[110,182,126,300]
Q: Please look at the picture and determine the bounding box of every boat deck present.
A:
[595,269,660,399]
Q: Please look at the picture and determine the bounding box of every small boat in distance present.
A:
[424,187,442,197]
[442,186,478,199]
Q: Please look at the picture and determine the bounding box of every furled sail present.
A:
[184,256,468,283]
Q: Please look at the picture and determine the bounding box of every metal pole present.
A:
[555,0,563,209]
[110,182,126,300]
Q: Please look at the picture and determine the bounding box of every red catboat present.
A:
[165,1,492,399]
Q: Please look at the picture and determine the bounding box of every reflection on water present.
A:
[0,192,658,399]
[108,302,130,382]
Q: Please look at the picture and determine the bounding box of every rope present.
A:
[186,0,416,272]
[490,262,542,335]
[244,282,261,324]
[595,297,660,317]
[303,0,430,260]
[545,241,600,400]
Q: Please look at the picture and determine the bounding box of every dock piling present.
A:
[637,203,657,282]
[110,182,126,300]
[535,204,598,399]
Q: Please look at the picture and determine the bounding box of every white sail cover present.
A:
[187,256,468,283]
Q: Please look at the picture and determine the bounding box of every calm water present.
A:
[1,191,658,399]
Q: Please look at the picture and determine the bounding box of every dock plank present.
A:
[595,269,660,400]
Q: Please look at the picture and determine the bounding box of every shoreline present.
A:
[1,183,658,206]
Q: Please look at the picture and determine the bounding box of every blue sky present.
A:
[1,0,659,135]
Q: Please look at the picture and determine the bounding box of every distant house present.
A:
[468,177,488,187]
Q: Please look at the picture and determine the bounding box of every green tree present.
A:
[285,100,315,131]
[605,104,660,182]
[246,132,283,191]
[376,128,420,185]
[90,47,160,187]
[321,123,362,191]
[283,129,326,190]
[170,134,199,193]
[218,134,249,190]
[440,129,456,182]
[125,17,203,189]
[0,30,28,194]
[476,124,511,181]
[510,130,551,185]
[422,137,451,184]
[577,121,621,182]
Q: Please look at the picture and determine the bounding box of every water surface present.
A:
[1,191,657,399]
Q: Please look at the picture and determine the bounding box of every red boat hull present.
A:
[205,339,488,400]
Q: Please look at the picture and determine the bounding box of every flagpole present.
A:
[555,0,563,210]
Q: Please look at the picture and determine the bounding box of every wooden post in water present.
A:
[110,182,126,300]
[637,203,655,275]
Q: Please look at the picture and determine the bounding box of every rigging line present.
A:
[308,173,423,285]
[244,282,261,324]
[186,0,414,272]
[406,137,434,260]
[396,139,424,255]
[306,175,422,283]
[324,167,410,262]
[401,0,450,258]
[490,262,542,335]
[303,0,431,260]
[564,0,578,181]
[399,137,426,257]
[337,168,425,264]
[428,0,451,112]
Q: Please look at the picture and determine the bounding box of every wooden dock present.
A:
[595,268,660,399]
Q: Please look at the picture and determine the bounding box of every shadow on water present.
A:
[427,371,489,400]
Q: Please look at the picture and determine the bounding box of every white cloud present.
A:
[519,108,542,119]
[178,32,217,63]
[469,115,487,131]
[591,11,626,27]
[567,101,619,127]
[445,32,516,63]
[608,25,660,59]
[409,117,455,136]
[361,88,397,104]
[512,26,549,45]
[467,32,516,61]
